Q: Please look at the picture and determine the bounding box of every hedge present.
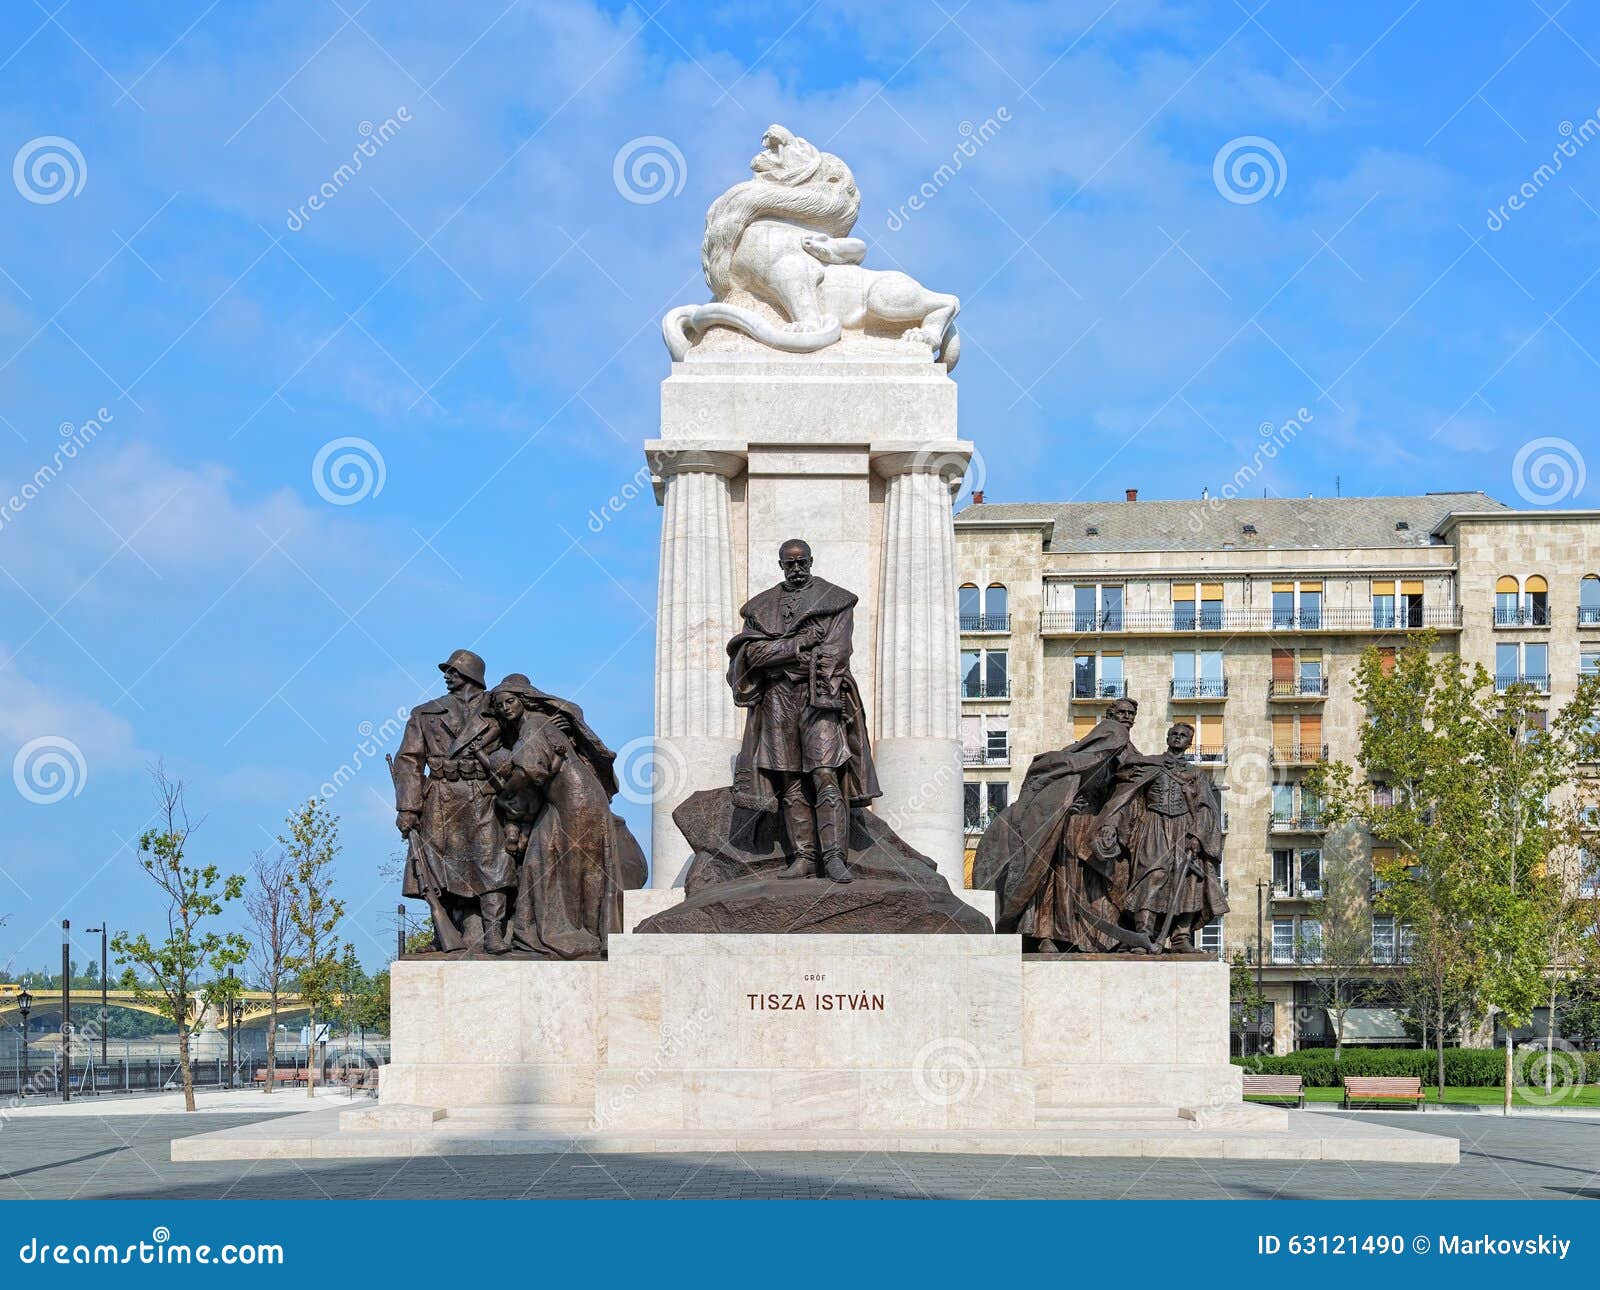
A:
[1231,1046,1600,1087]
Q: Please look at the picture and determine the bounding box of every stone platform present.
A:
[172,922,1456,1165]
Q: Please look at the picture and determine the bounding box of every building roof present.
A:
[953,492,1508,554]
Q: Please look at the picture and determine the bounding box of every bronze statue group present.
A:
[393,543,1225,957]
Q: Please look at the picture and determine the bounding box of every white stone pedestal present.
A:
[175,944,1455,1163]
[650,349,970,887]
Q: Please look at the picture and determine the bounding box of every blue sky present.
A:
[2,0,1597,975]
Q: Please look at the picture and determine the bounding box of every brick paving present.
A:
[1,1112,1597,1199]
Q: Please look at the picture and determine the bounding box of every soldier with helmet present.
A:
[392,647,514,953]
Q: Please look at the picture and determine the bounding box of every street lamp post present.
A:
[396,903,406,960]
[84,923,109,1072]
[17,989,32,1093]
[60,920,71,1103]
[231,998,245,1090]
[225,967,236,1090]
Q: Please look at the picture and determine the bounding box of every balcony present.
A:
[1494,605,1552,628]
[961,681,1011,700]
[963,813,998,836]
[1269,677,1328,700]
[1038,606,1463,635]
[962,747,1010,767]
[1074,680,1129,701]
[1170,678,1228,701]
[1272,886,1325,903]
[1494,674,1551,695]
[1270,813,1327,834]
[1271,743,1329,765]
[1582,607,1600,627]
[1189,744,1228,765]
[959,613,1011,633]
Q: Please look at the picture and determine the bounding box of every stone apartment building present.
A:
[953,489,1600,1052]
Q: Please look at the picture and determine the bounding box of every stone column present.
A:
[872,448,969,887]
[649,448,744,887]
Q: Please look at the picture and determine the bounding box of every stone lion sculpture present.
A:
[662,125,961,369]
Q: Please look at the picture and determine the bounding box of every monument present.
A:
[175,127,1454,1167]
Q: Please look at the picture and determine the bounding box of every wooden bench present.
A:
[1342,1076,1426,1109]
[1243,1074,1305,1107]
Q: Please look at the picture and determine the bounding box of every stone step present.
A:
[1036,1105,1194,1126]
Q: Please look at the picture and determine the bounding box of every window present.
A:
[1072,712,1098,740]
[1579,848,1599,898]
[1298,850,1323,896]
[1275,581,1321,629]
[960,715,1009,765]
[1583,650,1600,679]
[1495,642,1519,690]
[1496,575,1550,627]
[1072,583,1121,631]
[985,584,1008,629]
[1298,918,1324,964]
[1372,915,1396,964]
[1198,919,1222,956]
[959,584,981,629]
[1195,713,1224,761]
[1398,923,1416,964]
[1299,582,1322,629]
[1525,642,1549,690]
[1271,918,1295,964]
[1298,651,1323,693]
[1400,579,1424,627]
[1525,575,1548,626]
[960,583,1008,631]
[1272,849,1294,894]
[962,781,1010,832]
[1173,583,1195,630]
[960,648,1008,698]
[1582,574,1600,626]
[1075,652,1124,698]
[1495,575,1519,625]
[1372,580,1396,629]
[986,781,1009,817]
[1378,646,1396,676]
[1272,784,1294,823]
[1272,583,1295,629]
[1200,583,1224,629]
[1173,650,1224,697]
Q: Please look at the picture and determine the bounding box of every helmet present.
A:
[437,648,487,688]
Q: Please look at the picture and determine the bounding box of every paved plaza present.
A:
[1,1110,1597,1199]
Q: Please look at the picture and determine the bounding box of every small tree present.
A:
[1312,642,1599,1111]
[110,765,248,1111]
[244,846,298,1093]
[1297,851,1375,1061]
[282,799,344,1098]
[1228,952,1270,1058]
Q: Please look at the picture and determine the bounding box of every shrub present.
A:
[1231,1046,1600,1087]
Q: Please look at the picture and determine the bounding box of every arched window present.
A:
[984,583,1008,629]
[1582,574,1600,625]
[959,583,980,630]
[1495,575,1520,627]
[1525,574,1549,626]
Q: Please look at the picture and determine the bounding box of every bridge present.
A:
[0,984,334,1029]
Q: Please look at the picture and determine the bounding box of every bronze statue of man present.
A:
[726,538,880,882]
[1096,721,1227,953]
[392,648,515,953]
[974,696,1141,950]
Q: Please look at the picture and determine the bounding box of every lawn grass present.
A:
[1247,1084,1600,1108]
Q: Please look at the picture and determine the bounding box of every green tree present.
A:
[1310,640,1599,1112]
[281,799,344,1098]
[1296,850,1375,1061]
[110,765,249,1111]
